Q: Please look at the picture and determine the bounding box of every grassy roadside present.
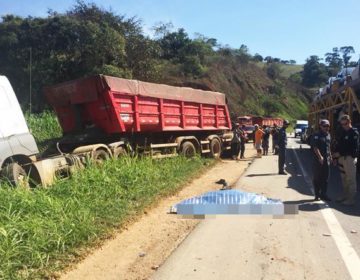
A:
[25,112,62,144]
[0,156,212,279]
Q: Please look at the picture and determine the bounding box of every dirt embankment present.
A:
[61,145,256,280]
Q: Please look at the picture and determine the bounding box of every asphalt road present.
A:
[152,137,360,280]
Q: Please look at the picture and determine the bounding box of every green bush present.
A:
[266,63,282,80]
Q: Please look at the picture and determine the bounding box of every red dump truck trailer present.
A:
[237,116,282,127]
[44,75,233,159]
[0,75,232,187]
[252,117,283,127]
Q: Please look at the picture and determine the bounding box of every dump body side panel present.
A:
[45,75,231,135]
[112,93,230,132]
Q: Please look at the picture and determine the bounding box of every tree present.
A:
[152,21,173,38]
[302,55,328,87]
[158,28,191,61]
[264,56,273,64]
[325,47,343,75]
[349,61,358,67]
[253,53,263,62]
[289,60,297,65]
[339,46,355,68]
[236,44,251,64]
[0,2,160,111]
[273,58,281,63]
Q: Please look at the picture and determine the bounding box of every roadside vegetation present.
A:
[0,112,212,279]
[0,154,210,279]
[25,111,62,143]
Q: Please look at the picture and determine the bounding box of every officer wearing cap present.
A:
[278,120,289,174]
[311,119,332,201]
[333,114,359,205]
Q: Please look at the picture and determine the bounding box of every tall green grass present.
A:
[0,156,210,279]
[25,111,62,144]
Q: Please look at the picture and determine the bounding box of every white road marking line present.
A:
[291,146,360,280]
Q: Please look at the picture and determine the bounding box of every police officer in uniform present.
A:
[311,119,332,201]
[278,120,289,175]
[333,115,359,205]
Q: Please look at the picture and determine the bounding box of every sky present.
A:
[1,0,360,64]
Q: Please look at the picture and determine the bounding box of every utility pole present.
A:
[29,47,32,114]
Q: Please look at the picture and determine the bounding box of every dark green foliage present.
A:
[253,53,263,62]
[263,98,282,115]
[325,47,343,76]
[302,55,328,87]
[289,72,302,84]
[340,46,355,68]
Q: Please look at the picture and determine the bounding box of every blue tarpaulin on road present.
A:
[173,189,285,215]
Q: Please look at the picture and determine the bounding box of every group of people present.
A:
[253,122,288,166]
[311,115,358,205]
[231,121,289,167]
[232,116,358,205]
[274,116,358,205]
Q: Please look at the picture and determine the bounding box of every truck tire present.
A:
[210,138,222,159]
[181,141,196,158]
[92,149,110,163]
[113,146,127,159]
[1,163,29,188]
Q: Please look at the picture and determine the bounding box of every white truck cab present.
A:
[0,75,39,184]
[294,120,308,138]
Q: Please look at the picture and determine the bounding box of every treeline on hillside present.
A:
[300,47,358,87]
[0,1,298,112]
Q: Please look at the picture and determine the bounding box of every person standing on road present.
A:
[278,120,289,174]
[271,124,279,155]
[239,125,247,159]
[254,124,264,158]
[231,123,241,160]
[262,125,270,155]
[311,119,332,201]
[333,115,359,205]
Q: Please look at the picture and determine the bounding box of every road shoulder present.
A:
[61,145,255,280]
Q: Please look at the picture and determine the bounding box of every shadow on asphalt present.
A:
[284,199,323,212]
[284,145,360,217]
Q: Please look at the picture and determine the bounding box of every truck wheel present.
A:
[113,146,127,159]
[210,138,222,159]
[181,141,196,158]
[1,163,29,188]
[92,149,110,164]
